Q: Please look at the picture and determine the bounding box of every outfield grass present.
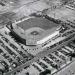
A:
[17,17,59,30]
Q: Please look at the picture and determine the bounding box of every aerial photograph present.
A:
[0,0,75,75]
